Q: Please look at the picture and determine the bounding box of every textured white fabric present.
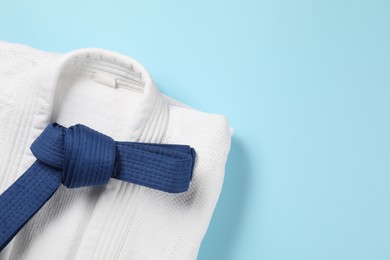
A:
[0,41,232,260]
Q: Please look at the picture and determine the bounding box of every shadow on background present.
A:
[198,135,251,260]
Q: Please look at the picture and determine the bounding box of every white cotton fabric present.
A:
[0,41,232,260]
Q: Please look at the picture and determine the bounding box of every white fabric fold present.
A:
[0,41,232,260]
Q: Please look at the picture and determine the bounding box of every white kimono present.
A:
[0,41,232,259]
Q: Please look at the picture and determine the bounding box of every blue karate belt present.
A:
[0,122,196,251]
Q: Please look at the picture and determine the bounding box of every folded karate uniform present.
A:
[0,41,232,260]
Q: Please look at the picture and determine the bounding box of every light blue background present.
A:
[1,0,389,259]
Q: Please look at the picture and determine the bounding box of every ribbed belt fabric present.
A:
[0,122,196,251]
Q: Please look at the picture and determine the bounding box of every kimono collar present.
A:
[26,48,169,143]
